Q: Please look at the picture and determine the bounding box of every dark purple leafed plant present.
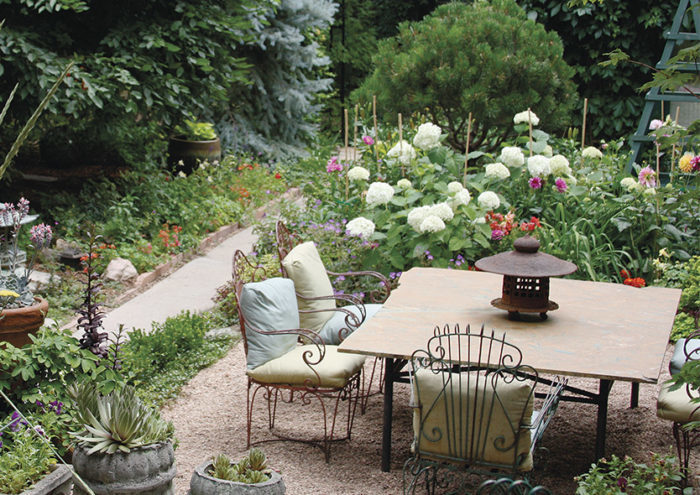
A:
[77,232,107,357]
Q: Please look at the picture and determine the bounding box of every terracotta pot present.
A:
[167,136,221,175]
[0,297,49,348]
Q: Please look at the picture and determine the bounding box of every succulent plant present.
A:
[208,449,271,484]
[68,382,174,454]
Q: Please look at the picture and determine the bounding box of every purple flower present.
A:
[691,155,700,172]
[363,135,375,146]
[528,176,543,190]
[30,223,53,249]
[555,177,568,193]
[491,229,505,241]
[425,250,433,261]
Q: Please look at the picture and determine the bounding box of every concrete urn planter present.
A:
[72,442,176,495]
[189,460,285,495]
[2,464,73,495]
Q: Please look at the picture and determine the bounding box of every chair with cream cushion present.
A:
[403,324,566,495]
[232,250,366,462]
[657,329,700,480]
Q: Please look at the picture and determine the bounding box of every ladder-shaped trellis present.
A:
[627,0,700,173]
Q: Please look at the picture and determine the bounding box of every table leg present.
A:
[630,382,639,408]
[381,357,396,472]
[595,379,613,459]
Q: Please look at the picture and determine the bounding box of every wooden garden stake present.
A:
[353,104,359,163]
[373,95,379,168]
[527,107,534,157]
[671,106,680,182]
[463,112,472,187]
[398,113,405,177]
[581,98,588,151]
[344,108,349,200]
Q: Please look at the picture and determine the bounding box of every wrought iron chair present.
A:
[275,220,391,407]
[476,477,553,495]
[403,324,566,495]
[232,249,366,462]
[657,328,700,482]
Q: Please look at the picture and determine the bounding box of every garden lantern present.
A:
[475,235,577,320]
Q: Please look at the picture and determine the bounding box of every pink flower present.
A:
[638,166,656,187]
[30,223,53,249]
[326,156,342,173]
[528,176,543,190]
[362,135,375,146]
[491,229,505,241]
[649,119,663,131]
[555,177,567,193]
[691,155,700,172]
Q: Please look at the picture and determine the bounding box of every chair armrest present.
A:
[528,375,567,452]
[243,320,326,367]
[326,269,392,303]
[296,293,367,341]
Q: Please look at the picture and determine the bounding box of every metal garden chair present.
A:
[232,249,366,462]
[403,323,566,495]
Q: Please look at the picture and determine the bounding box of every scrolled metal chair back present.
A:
[275,221,303,276]
[232,249,273,355]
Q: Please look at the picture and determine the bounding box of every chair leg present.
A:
[360,357,384,414]
[672,421,696,485]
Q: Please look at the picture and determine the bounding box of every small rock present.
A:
[28,270,59,291]
[104,258,138,281]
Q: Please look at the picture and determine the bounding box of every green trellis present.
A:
[627,0,700,173]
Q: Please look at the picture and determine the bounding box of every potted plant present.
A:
[0,198,52,348]
[189,449,285,495]
[167,118,221,175]
[68,382,176,495]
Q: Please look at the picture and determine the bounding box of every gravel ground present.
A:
[162,340,699,494]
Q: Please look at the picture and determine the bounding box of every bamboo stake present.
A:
[527,107,534,157]
[463,112,472,187]
[398,113,404,177]
[373,95,379,169]
[344,108,349,200]
[353,104,359,163]
[581,98,588,151]
[671,106,681,182]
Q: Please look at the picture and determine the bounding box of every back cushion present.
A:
[281,241,335,331]
[239,278,300,370]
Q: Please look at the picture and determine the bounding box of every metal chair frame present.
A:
[403,324,566,495]
[275,220,391,409]
[232,250,362,462]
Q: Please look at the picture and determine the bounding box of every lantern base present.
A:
[490,298,559,321]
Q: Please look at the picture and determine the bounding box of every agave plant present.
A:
[68,382,173,454]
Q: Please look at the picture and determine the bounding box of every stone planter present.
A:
[0,297,48,348]
[189,460,285,495]
[167,136,221,175]
[2,464,73,495]
[72,442,175,495]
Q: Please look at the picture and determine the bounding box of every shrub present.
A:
[353,0,577,153]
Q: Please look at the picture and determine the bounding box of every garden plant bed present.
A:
[163,340,699,494]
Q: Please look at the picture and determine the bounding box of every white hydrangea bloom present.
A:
[582,146,603,159]
[643,187,656,196]
[419,215,446,233]
[447,181,464,194]
[396,178,412,190]
[477,191,500,210]
[484,162,511,180]
[474,216,486,224]
[365,182,395,207]
[412,122,442,150]
[387,140,417,165]
[620,177,638,192]
[549,155,571,176]
[347,166,370,181]
[430,202,454,221]
[527,155,551,177]
[498,146,525,168]
[542,145,553,157]
[452,189,471,207]
[513,110,540,126]
[407,206,432,232]
[346,217,376,239]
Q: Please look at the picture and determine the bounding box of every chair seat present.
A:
[319,303,383,345]
[248,345,366,388]
[657,380,700,423]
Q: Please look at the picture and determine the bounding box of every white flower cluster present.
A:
[582,146,603,159]
[347,166,370,181]
[513,110,540,126]
[542,145,553,157]
[412,122,442,150]
[365,182,395,207]
[396,178,412,190]
[484,162,511,180]
[447,181,464,194]
[549,155,571,176]
[527,155,551,177]
[477,191,500,210]
[620,177,640,192]
[387,140,417,165]
[346,217,376,239]
[407,202,454,233]
[498,146,525,168]
[452,189,471,207]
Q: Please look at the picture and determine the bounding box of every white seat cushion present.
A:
[657,380,700,423]
[248,345,366,389]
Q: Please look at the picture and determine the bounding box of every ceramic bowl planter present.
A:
[189,460,285,495]
[167,136,221,176]
[9,464,73,495]
[72,441,176,495]
[0,297,48,348]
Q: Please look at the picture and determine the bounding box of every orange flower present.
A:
[623,277,646,288]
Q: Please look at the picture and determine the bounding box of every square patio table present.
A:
[337,267,682,472]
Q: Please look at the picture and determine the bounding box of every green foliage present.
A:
[68,381,173,454]
[0,413,55,494]
[209,449,271,484]
[518,0,676,141]
[575,452,688,494]
[657,257,700,342]
[353,0,577,153]
[174,119,218,141]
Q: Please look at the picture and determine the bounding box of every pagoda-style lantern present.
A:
[475,235,577,320]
